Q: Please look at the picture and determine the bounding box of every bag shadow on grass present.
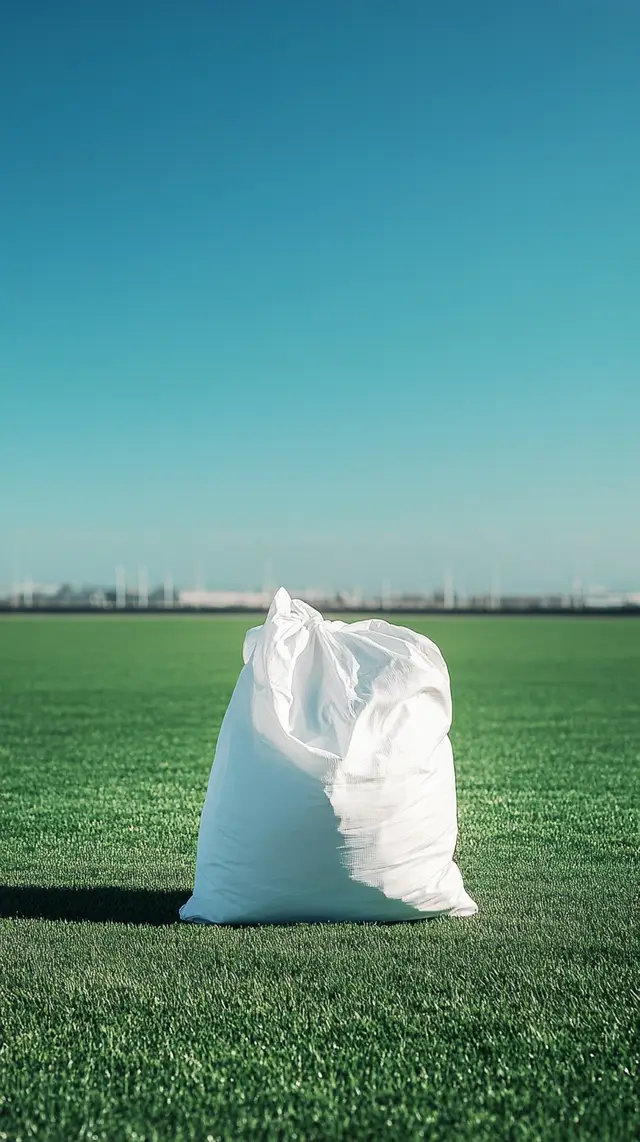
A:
[0,884,442,928]
[0,884,189,925]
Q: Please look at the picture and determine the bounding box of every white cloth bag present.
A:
[180,588,476,924]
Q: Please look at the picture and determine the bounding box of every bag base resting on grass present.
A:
[180,588,476,925]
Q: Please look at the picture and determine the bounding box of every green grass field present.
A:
[0,615,638,1141]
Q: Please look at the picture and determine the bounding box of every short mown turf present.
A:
[0,616,638,1141]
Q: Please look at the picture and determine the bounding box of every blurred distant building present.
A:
[583,587,636,609]
[179,589,271,609]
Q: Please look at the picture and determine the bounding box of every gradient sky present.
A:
[1,0,638,595]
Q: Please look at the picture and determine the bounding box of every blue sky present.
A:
[1,0,638,594]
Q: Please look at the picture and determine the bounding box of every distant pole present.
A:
[138,566,148,609]
[23,577,33,608]
[164,571,174,609]
[115,565,126,610]
[382,579,391,611]
[11,559,20,608]
[444,570,454,611]
[571,577,583,610]
[490,568,501,611]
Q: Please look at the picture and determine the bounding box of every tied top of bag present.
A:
[242,587,452,780]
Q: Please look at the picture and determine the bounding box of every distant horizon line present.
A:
[2,579,640,616]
